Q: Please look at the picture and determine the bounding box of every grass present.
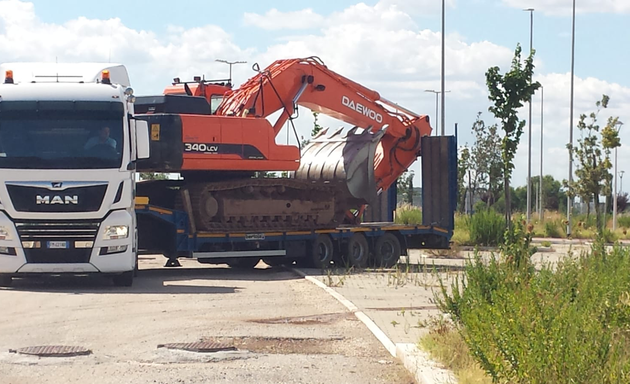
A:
[394,204,423,225]
[468,209,504,246]
[419,318,492,384]
[395,205,630,247]
[436,227,630,384]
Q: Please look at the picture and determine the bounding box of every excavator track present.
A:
[181,178,351,232]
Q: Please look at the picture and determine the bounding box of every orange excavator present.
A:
[135,56,432,231]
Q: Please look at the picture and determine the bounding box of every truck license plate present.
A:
[47,241,68,249]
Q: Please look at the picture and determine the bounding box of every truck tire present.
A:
[310,234,334,269]
[227,258,260,269]
[346,233,370,268]
[0,274,12,287]
[373,233,401,268]
[112,271,134,287]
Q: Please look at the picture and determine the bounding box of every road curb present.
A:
[290,267,454,384]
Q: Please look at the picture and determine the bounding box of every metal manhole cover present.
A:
[9,345,92,357]
[157,341,236,353]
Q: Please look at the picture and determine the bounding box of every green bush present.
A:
[437,236,630,384]
[617,215,630,229]
[468,209,505,246]
[395,205,422,224]
[544,219,564,238]
[601,228,618,244]
[574,213,597,229]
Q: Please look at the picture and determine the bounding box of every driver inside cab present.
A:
[84,126,117,150]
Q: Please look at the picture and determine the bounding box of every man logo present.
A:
[51,182,63,189]
[36,195,79,205]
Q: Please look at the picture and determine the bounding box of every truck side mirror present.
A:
[136,120,150,160]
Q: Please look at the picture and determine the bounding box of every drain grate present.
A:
[9,345,92,357]
[157,341,236,353]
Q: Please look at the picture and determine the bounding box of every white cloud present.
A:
[0,0,628,188]
[243,8,325,30]
[509,73,630,185]
[376,0,457,15]
[0,0,252,94]
[502,0,630,16]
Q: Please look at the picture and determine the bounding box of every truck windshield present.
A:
[0,101,124,169]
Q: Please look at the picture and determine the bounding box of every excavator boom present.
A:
[217,57,432,201]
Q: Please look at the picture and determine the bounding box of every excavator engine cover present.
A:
[292,126,384,205]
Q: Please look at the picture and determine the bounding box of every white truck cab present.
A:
[0,62,150,286]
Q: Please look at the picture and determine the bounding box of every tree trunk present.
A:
[594,192,602,233]
[505,177,511,227]
[487,176,493,208]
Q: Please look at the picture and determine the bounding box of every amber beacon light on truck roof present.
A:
[4,70,14,84]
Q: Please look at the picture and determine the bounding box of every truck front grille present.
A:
[15,220,100,264]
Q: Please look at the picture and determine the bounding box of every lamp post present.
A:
[567,0,576,236]
[539,84,544,220]
[613,122,623,231]
[621,170,625,194]
[215,59,247,84]
[440,0,446,136]
[425,90,450,135]
[524,7,534,223]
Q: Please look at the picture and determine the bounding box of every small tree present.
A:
[617,193,629,213]
[469,112,503,207]
[457,146,471,213]
[565,95,621,232]
[486,44,540,225]
[301,111,325,147]
[398,170,415,205]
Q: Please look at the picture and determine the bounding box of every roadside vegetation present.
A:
[433,227,630,383]
[411,44,629,382]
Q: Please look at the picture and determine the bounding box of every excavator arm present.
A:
[217,57,432,201]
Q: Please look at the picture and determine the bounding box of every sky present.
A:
[0,0,629,190]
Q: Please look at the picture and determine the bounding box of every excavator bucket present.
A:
[292,126,385,204]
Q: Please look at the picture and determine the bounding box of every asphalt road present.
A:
[0,256,415,384]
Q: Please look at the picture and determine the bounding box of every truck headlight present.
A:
[103,225,129,240]
[0,226,13,241]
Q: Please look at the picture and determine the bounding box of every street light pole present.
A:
[614,146,619,230]
[613,123,623,230]
[440,0,446,136]
[425,90,450,135]
[524,8,534,223]
[567,0,576,236]
[621,171,625,194]
[540,84,544,220]
[215,59,247,84]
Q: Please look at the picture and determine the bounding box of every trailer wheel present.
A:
[310,234,334,269]
[227,258,260,269]
[0,274,12,287]
[373,233,401,268]
[346,233,370,268]
[112,271,134,287]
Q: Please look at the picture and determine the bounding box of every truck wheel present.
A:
[112,271,134,287]
[373,233,401,268]
[0,274,12,287]
[310,234,334,269]
[346,233,370,268]
[227,258,260,269]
